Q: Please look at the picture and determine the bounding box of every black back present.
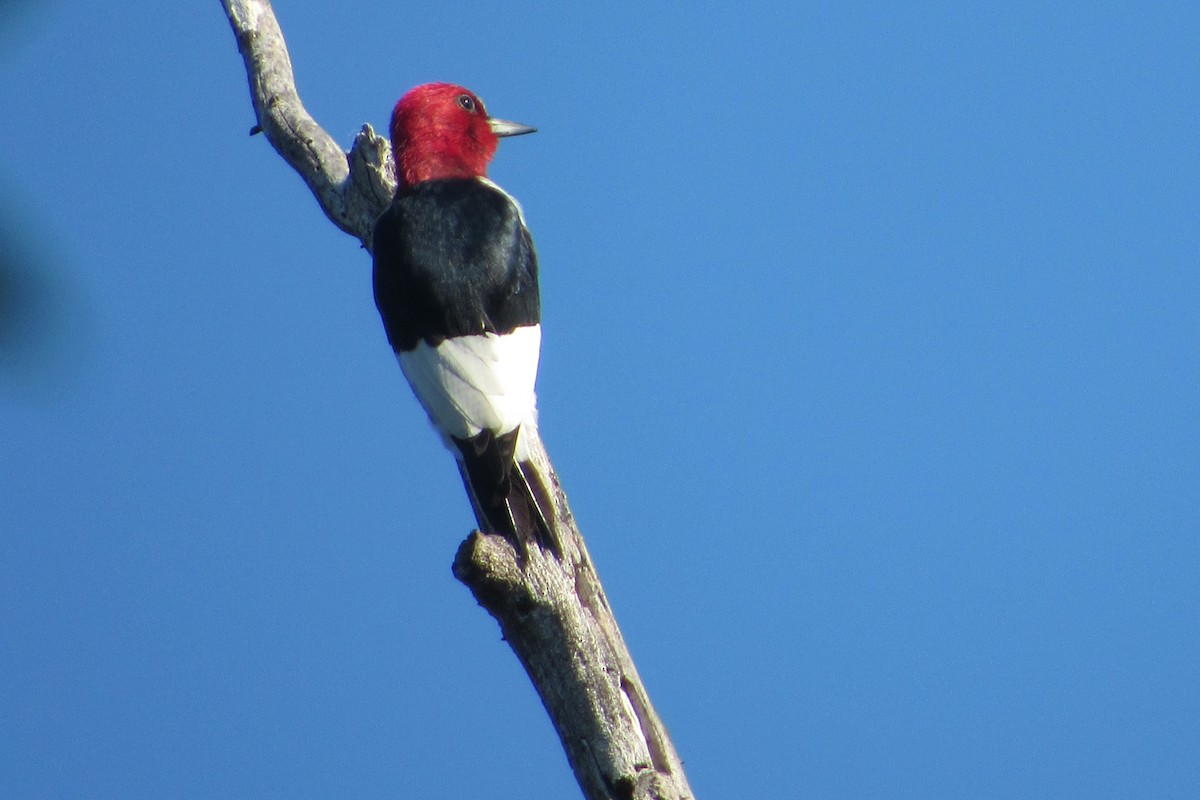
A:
[373,178,540,352]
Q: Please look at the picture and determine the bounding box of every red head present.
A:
[389,83,536,187]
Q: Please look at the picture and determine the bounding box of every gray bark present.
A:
[219,2,695,799]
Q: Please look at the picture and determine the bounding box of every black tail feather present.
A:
[453,428,557,557]
[514,459,560,559]
[516,459,559,554]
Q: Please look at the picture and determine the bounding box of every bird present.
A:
[372,82,555,551]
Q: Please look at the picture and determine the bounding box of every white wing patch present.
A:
[398,325,541,443]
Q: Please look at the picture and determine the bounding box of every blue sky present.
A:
[2,2,1197,798]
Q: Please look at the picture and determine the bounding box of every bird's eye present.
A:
[457,94,477,112]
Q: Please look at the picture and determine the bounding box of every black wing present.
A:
[372,178,540,352]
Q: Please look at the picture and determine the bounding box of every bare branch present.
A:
[220,2,693,797]
[222,0,395,243]
[453,432,695,800]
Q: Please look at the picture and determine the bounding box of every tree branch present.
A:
[221,0,394,243]
[220,2,694,798]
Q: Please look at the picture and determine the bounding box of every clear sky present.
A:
[2,2,1197,798]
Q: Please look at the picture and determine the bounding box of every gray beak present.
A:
[488,118,538,138]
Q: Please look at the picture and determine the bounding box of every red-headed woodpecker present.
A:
[373,83,553,547]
